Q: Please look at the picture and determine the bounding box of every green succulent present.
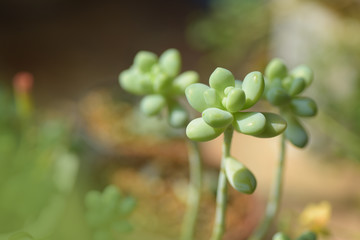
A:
[272,231,317,240]
[272,232,291,240]
[119,49,199,128]
[264,59,318,148]
[185,67,286,194]
[296,231,317,240]
[85,185,136,240]
[185,67,287,141]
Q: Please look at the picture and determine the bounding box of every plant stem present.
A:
[210,126,233,240]
[249,134,286,240]
[181,140,202,240]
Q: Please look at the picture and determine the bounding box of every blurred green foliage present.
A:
[85,185,136,240]
[264,59,317,148]
[187,0,270,67]
[273,231,317,240]
[0,82,78,237]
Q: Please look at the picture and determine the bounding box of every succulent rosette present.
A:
[264,59,317,148]
[185,67,287,194]
[119,49,199,128]
[185,67,287,142]
[85,185,136,240]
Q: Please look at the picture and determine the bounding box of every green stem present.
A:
[249,134,286,240]
[181,140,202,240]
[210,126,233,240]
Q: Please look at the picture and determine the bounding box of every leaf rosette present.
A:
[185,67,287,195]
[264,59,317,148]
[185,67,287,142]
[119,49,199,128]
[85,185,136,240]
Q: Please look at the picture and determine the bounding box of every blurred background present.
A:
[1,0,360,239]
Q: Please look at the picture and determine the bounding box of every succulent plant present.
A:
[272,231,317,240]
[264,59,317,148]
[186,67,287,142]
[119,49,199,128]
[85,185,136,240]
[119,49,203,240]
[185,67,286,240]
[250,60,318,240]
[185,67,286,194]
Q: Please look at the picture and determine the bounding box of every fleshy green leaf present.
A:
[290,97,317,117]
[102,186,121,215]
[186,118,225,141]
[284,114,308,148]
[225,88,246,112]
[291,65,313,87]
[224,86,234,95]
[273,232,291,240]
[288,77,306,96]
[209,67,235,96]
[202,108,233,128]
[296,231,317,240]
[242,71,264,109]
[172,71,199,95]
[225,157,257,194]
[185,83,210,112]
[139,94,166,116]
[254,113,287,138]
[119,69,150,95]
[159,48,181,77]
[265,58,288,81]
[281,76,294,90]
[153,72,172,93]
[168,102,189,128]
[203,88,223,108]
[102,185,121,204]
[233,112,266,135]
[266,86,290,106]
[134,51,158,73]
[119,196,137,216]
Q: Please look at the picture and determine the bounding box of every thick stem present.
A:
[210,126,233,240]
[249,134,287,240]
[181,140,202,240]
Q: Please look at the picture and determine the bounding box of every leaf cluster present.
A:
[119,49,199,128]
[185,67,287,141]
[264,59,317,148]
[85,185,136,240]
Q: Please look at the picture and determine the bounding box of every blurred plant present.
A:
[185,67,286,240]
[187,0,270,67]
[0,73,78,238]
[119,49,199,128]
[85,185,136,240]
[272,231,318,240]
[119,49,202,240]
[249,59,317,240]
[264,59,317,147]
